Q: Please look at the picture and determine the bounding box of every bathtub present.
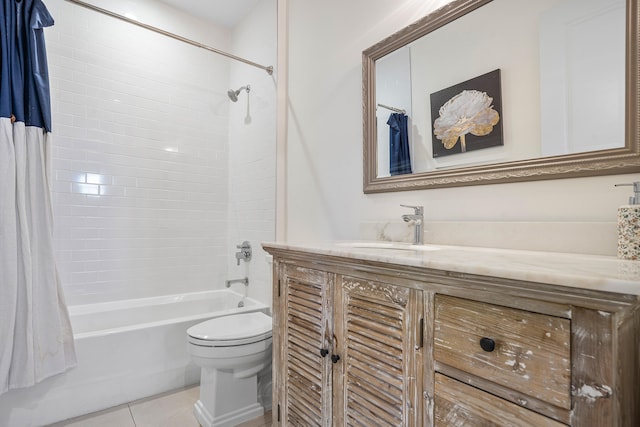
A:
[0,289,269,427]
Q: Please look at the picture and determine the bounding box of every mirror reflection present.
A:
[363,0,638,193]
[375,0,625,178]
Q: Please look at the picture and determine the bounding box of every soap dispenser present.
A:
[614,182,640,260]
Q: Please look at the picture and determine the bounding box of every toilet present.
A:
[187,311,273,427]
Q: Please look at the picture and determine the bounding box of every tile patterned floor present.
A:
[235,411,272,427]
[47,386,272,427]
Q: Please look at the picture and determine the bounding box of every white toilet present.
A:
[187,311,273,427]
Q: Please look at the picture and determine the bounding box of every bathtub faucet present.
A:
[226,277,249,307]
[235,241,252,265]
[226,277,249,287]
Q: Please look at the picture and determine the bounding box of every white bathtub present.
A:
[0,290,269,427]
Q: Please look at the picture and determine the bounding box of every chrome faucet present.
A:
[226,277,249,307]
[235,241,252,265]
[401,204,424,245]
[226,277,249,287]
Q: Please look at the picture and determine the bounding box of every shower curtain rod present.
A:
[63,0,274,75]
[377,103,406,114]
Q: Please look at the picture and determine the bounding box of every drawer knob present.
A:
[479,337,496,352]
[331,354,341,364]
[320,348,329,357]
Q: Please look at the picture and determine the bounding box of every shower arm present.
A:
[64,0,273,75]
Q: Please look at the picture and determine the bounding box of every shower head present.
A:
[227,85,250,102]
[227,89,239,102]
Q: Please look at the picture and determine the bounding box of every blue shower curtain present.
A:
[0,0,76,395]
[388,113,412,175]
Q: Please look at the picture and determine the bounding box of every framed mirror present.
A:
[363,0,639,193]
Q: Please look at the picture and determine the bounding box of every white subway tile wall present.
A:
[44,0,277,305]
[226,0,278,307]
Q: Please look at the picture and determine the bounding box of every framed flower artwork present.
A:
[430,69,503,158]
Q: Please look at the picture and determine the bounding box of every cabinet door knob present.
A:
[331,354,341,363]
[479,337,496,352]
[320,348,329,357]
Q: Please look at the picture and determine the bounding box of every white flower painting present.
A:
[433,90,500,152]
[430,69,503,158]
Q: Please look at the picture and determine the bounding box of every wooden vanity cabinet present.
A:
[432,295,572,426]
[267,248,640,427]
[434,295,572,409]
[433,373,566,426]
[335,275,424,426]
[273,264,332,425]
[272,263,424,426]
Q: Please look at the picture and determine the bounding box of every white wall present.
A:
[47,0,275,305]
[227,0,277,307]
[284,0,639,256]
[540,0,625,156]
[410,0,547,171]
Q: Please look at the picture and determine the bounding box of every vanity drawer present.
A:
[434,373,567,426]
[434,295,571,409]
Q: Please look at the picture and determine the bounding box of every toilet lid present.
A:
[187,311,272,346]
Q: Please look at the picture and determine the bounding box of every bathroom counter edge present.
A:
[262,241,640,296]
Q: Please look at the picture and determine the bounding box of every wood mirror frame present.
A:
[362,0,639,193]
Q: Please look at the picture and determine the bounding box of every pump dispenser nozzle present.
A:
[614,182,640,204]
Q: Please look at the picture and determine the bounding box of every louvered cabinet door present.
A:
[280,265,334,427]
[334,276,424,427]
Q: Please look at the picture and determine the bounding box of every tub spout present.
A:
[226,277,249,287]
[226,277,249,308]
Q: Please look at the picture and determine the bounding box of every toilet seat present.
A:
[187,311,272,347]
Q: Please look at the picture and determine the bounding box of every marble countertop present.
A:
[262,241,640,296]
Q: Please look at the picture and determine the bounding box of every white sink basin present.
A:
[335,241,440,252]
